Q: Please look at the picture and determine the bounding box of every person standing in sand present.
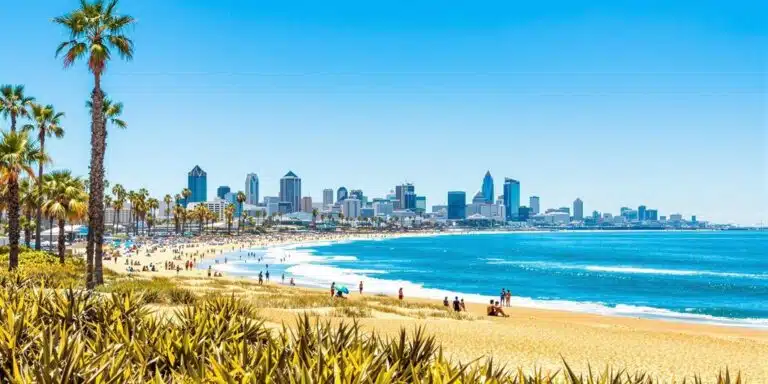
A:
[359,281,363,295]
[398,287,404,301]
[331,282,336,298]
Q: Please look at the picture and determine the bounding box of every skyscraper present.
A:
[350,189,363,201]
[187,165,207,204]
[323,188,334,207]
[503,178,520,221]
[301,196,313,213]
[279,171,301,213]
[337,187,348,202]
[395,183,415,210]
[481,171,494,203]
[216,185,230,199]
[638,205,647,221]
[245,173,259,205]
[529,196,540,215]
[573,198,584,221]
[447,191,466,220]
[342,198,361,219]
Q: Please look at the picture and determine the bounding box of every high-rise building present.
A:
[342,198,361,219]
[529,196,540,215]
[481,171,494,203]
[337,187,348,202]
[322,189,334,207]
[279,171,301,213]
[646,209,658,221]
[223,192,241,217]
[638,205,647,221]
[403,191,416,211]
[573,198,584,221]
[350,189,363,201]
[216,185,230,199]
[472,191,486,204]
[373,200,393,217]
[503,178,520,221]
[301,196,313,213]
[415,196,426,213]
[447,191,466,220]
[245,173,259,205]
[187,165,207,205]
[518,206,531,221]
[395,183,415,210]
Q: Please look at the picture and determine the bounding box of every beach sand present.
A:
[96,232,768,381]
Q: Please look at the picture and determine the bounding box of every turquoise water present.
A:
[208,231,768,328]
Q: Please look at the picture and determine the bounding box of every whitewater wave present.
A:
[486,260,767,280]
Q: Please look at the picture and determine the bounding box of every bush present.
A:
[0,250,85,288]
[167,287,197,305]
[0,280,744,383]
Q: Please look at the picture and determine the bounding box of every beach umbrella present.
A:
[336,285,349,294]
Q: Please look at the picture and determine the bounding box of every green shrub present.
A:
[167,287,197,305]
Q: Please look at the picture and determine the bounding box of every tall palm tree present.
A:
[181,188,191,207]
[236,191,246,234]
[55,0,135,289]
[224,203,235,235]
[24,103,65,249]
[111,183,125,235]
[173,204,184,234]
[0,85,35,132]
[19,178,37,248]
[42,170,88,263]
[0,131,43,270]
[312,208,319,225]
[163,194,172,233]
[147,197,159,235]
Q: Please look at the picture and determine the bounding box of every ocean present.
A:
[204,231,768,328]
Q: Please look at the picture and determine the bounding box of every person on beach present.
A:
[331,282,336,298]
[207,266,212,277]
[452,296,461,312]
[500,289,506,306]
[460,298,466,311]
[486,300,496,316]
[505,290,511,307]
[265,270,270,281]
[359,281,364,294]
[494,301,509,317]
[258,271,263,285]
[398,288,404,301]
[282,273,285,284]
[443,297,450,307]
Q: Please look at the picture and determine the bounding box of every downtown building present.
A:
[447,191,467,220]
[245,173,259,205]
[279,171,301,213]
[503,178,520,221]
[187,165,207,206]
[322,188,334,207]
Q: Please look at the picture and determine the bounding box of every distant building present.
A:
[431,205,447,216]
[373,200,394,217]
[403,191,416,211]
[187,200,226,221]
[529,196,540,215]
[187,165,207,205]
[518,206,531,221]
[691,215,697,223]
[557,207,570,215]
[361,207,375,219]
[337,187,348,202]
[301,196,313,213]
[245,173,259,205]
[415,196,426,213]
[503,179,520,221]
[646,209,658,221]
[638,205,647,221]
[323,188,334,207]
[279,171,301,213]
[472,191,486,204]
[573,198,584,221]
[447,191,466,220]
[223,192,241,217]
[342,198,361,219]
[349,189,363,201]
[659,215,667,222]
[481,171,494,203]
[395,183,415,210]
[277,201,292,214]
[216,186,230,199]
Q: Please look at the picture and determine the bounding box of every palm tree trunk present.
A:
[24,208,32,248]
[7,179,21,271]
[86,75,106,288]
[57,218,66,263]
[10,113,16,132]
[34,134,45,250]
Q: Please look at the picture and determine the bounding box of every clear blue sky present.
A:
[2,0,766,225]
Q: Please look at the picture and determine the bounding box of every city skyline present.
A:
[2,1,765,225]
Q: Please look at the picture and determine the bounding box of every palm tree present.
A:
[55,0,135,289]
[173,205,185,235]
[236,191,246,234]
[23,103,65,249]
[163,194,172,233]
[19,178,37,248]
[181,188,191,207]
[42,170,88,263]
[312,208,319,225]
[224,204,235,235]
[147,198,159,235]
[0,131,43,270]
[0,85,35,132]
[111,184,125,235]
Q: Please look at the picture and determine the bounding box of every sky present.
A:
[1,0,766,225]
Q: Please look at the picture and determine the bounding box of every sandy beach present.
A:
[94,232,768,381]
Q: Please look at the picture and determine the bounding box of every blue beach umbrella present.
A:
[336,286,349,294]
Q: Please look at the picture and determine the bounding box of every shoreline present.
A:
[100,230,768,331]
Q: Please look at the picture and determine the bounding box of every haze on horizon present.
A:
[2,0,766,225]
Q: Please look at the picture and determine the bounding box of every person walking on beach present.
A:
[443,297,450,307]
[452,296,461,312]
[500,289,506,306]
[505,290,511,307]
[359,281,364,295]
[331,282,336,298]
[265,270,270,282]
[282,273,285,284]
[460,298,466,312]
[398,287,404,301]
